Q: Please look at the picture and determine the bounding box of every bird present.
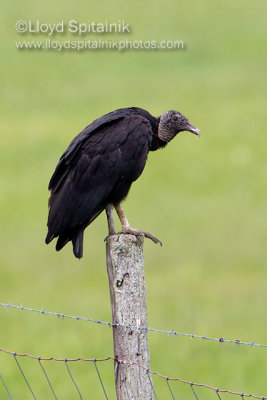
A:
[45,107,200,258]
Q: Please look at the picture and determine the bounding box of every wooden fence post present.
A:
[106,234,153,400]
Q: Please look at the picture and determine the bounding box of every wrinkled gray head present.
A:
[158,110,200,142]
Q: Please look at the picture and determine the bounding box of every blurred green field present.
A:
[0,0,267,398]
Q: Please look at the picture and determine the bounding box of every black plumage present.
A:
[46,107,200,258]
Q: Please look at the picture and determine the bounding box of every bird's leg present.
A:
[115,203,162,246]
[105,204,116,236]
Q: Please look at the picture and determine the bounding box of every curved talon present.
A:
[119,228,162,246]
[142,231,162,246]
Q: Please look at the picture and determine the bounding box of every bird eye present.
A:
[172,116,178,122]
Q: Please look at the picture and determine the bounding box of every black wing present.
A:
[46,113,153,258]
[48,107,153,192]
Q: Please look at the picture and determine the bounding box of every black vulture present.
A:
[45,107,200,258]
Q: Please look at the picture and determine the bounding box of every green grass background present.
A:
[0,0,267,398]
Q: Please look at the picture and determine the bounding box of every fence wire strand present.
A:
[147,369,159,400]
[0,373,13,400]
[0,347,264,399]
[38,359,58,400]
[93,360,109,400]
[14,355,37,400]
[166,377,176,400]
[65,360,83,400]
[191,382,199,400]
[1,302,266,349]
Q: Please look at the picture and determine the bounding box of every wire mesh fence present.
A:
[0,348,266,400]
[0,302,266,399]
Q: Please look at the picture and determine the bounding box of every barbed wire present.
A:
[0,347,266,400]
[1,302,266,349]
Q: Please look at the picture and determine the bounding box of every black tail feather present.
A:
[45,232,54,245]
[72,230,84,259]
[46,225,85,258]
[56,232,71,252]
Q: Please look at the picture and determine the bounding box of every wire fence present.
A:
[1,302,266,348]
[0,347,266,400]
[1,301,266,399]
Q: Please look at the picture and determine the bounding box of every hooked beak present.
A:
[185,124,201,137]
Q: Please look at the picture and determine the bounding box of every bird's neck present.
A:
[148,117,167,151]
[149,134,168,151]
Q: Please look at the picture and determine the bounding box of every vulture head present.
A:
[158,110,200,142]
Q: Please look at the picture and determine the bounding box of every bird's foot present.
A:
[119,227,162,246]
